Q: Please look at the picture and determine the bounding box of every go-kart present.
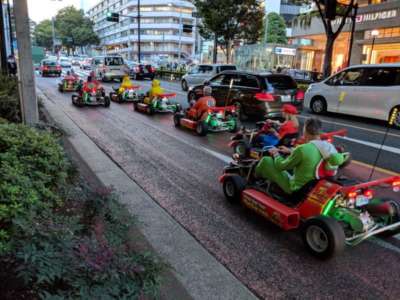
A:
[71,83,110,108]
[219,159,400,259]
[174,106,238,136]
[133,93,181,115]
[58,74,82,93]
[109,85,140,103]
[230,126,349,164]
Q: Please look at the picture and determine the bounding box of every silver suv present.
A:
[305,64,400,128]
[181,64,237,91]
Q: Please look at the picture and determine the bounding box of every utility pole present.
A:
[178,7,182,63]
[14,0,38,124]
[6,0,13,56]
[137,0,141,63]
[52,17,56,55]
[0,0,8,73]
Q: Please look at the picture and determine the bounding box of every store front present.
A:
[291,1,400,73]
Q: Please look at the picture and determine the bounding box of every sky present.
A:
[27,0,100,23]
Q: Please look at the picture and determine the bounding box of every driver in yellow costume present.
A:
[118,75,134,94]
[144,79,164,105]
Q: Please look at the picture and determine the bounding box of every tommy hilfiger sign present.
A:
[333,9,398,26]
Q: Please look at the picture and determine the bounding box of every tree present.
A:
[33,20,53,49]
[265,12,287,44]
[195,0,264,63]
[55,6,99,55]
[294,0,356,77]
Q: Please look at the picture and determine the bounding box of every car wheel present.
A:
[188,91,197,103]
[389,106,400,129]
[234,102,247,121]
[196,121,208,136]
[222,175,246,203]
[302,216,345,259]
[104,96,111,108]
[181,80,188,91]
[310,97,327,114]
[173,113,182,127]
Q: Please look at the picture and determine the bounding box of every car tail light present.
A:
[295,90,305,101]
[150,66,155,73]
[135,67,140,73]
[43,66,48,71]
[56,66,61,71]
[363,189,374,199]
[393,180,400,192]
[255,93,275,102]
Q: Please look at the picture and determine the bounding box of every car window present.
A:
[362,67,400,86]
[105,57,124,66]
[237,75,259,89]
[43,60,56,66]
[198,65,213,74]
[265,75,297,89]
[218,65,236,73]
[93,58,102,65]
[210,74,225,85]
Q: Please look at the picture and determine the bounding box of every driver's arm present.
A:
[273,146,302,171]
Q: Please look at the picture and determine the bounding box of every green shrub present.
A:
[0,75,21,123]
[11,185,163,299]
[0,123,69,252]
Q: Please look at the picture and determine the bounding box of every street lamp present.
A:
[369,29,379,64]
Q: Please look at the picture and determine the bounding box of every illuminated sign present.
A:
[333,9,398,26]
[274,47,296,56]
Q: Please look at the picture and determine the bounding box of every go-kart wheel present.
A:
[181,80,188,91]
[302,216,345,259]
[229,120,239,133]
[174,104,182,113]
[223,175,246,203]
[58,85,63,93]
[173,114,182,127]
[133,101,138,111]
[109,92,118,102]
[234,141,249,157]
[104,96,111,108]
[147,106,154,115]
[234,102,247,121]
[196,121,208,136]
[72,95,83,107]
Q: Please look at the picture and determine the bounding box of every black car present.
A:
[187,71,303,120]
[131,64,156,80]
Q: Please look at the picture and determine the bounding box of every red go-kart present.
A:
[219,160,400,259]
[71,80,110,108]
[58,73,82,93]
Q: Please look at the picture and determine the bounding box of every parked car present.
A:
[131,64,156,80]
[304,64,400,128]
[39,59,62,77]
[71,57,82,66]
[187,70,304,120]
[283,69,322,84]
[92,55,128,82]
[80,58,92,70]
[59,57,72,68]
[181,64,237,91]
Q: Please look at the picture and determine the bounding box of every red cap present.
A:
[282,104,298,114]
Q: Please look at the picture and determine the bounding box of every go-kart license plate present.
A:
[281,95,291,102]
[356,195,369,207]
[250,150,260,159]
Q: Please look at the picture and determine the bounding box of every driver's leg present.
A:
[255,157,292,194]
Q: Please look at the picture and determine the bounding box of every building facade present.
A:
[291,0,400,73]
[262,0,302,36]
[87,0,195,62]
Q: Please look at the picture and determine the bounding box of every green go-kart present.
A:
[174,105,238,136]
[133,93,181,115]
[109,85,140,103]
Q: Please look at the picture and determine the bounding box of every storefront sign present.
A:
[274,47,296,56]
[333,9,398,26]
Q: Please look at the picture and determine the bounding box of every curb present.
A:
[37,88,258,300]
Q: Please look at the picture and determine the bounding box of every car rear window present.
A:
[198,65,213,73]
[265,75,297,89]
[43,60,57,66]
[218,65,236,72]
[105,57,124,66]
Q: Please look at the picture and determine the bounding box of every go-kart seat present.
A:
[269,179,319,206]
[278,132,299,147]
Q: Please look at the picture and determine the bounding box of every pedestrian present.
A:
[7,54,17,76]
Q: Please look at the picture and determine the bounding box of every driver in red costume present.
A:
[81,72,101,101]
[187,86,216,121]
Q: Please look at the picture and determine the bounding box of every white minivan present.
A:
[92,55,129,82]
[304,64,400,128]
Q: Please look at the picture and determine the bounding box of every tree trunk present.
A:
[323,34,335,78]
[213,34,218,63]
[225,40,232,64]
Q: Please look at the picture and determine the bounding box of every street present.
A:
[36,68,400,299]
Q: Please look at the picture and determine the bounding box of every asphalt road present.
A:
[37,68,400,299]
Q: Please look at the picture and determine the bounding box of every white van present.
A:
[304,64,400,128]
[92,55,129,82]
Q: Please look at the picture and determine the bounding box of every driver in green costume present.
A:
[255,118,345,194]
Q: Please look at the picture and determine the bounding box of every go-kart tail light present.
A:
[393,180,400,192]
[363,189,374,199]
[348,191,358,201]
[327,137,333,143]
[150,66,156,73]
[255,93,275,102]
[295,90,305,101]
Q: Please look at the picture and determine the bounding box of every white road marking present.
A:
[201,146,232,163]
[336,136,400,155]
[298,114,400,138]
[370,237,400,254]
